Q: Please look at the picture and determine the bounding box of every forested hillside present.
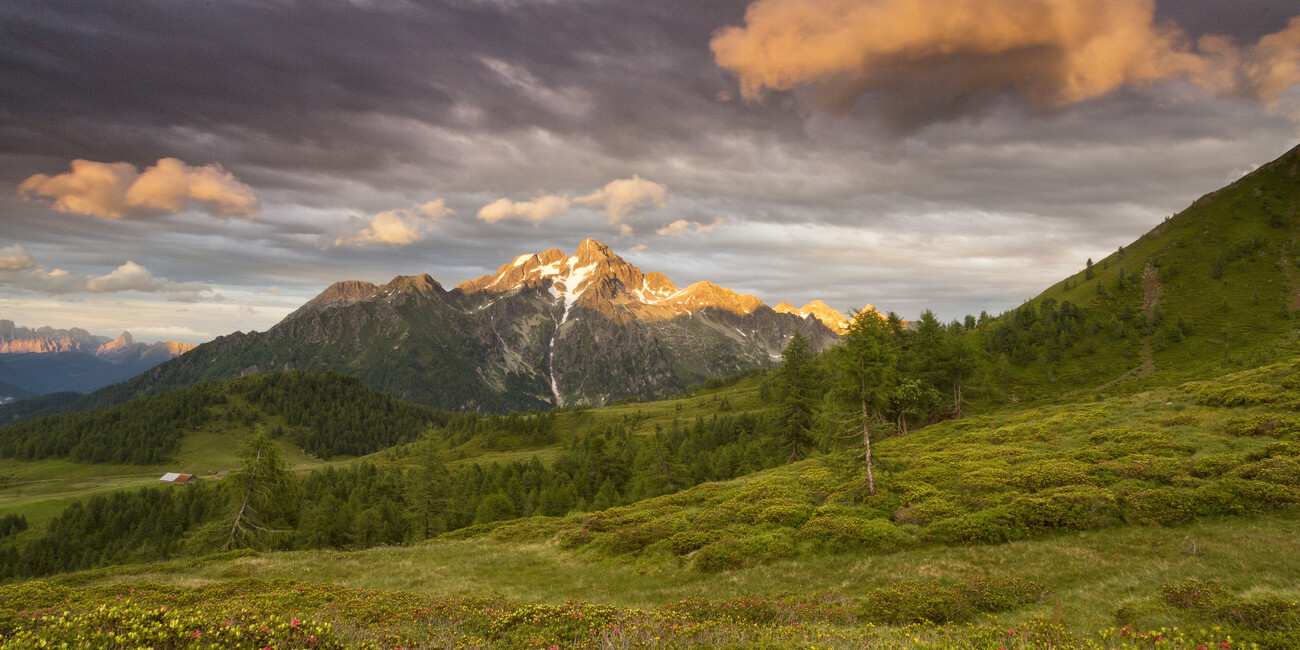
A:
[0,372,443,464]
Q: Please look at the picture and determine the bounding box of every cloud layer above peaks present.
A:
[19,158,258,219]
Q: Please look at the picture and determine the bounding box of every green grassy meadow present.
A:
[3,358,1299,647]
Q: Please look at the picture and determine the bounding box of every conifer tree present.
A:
[827,309,898,496]
[409,436,450,539]
[942,329,982,418]
[218,431,294,552]
[777,330,817,463]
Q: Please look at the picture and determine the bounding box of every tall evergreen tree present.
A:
[828,309,898,496]
[218,431,294,551]
[409,436,450,539]
[942,328,983,418]
[776,330,817,463]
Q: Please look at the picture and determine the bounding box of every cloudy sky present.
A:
[2,0,1299,343]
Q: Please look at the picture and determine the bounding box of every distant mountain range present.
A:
[0,321,195,399]
[39,239,849,414]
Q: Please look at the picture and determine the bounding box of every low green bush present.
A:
[1161,578,1300,636]
[1194,478,1300,515]
[892,497,964,526]
[1011,485,1120,530]
[1123,487,1200,526]
[923,507,1029,545]
[1160,578,1230,609]
[667,529,721,556]
[1189,454,1242,478]
[1224,415,1300,438]
[1232,457,1300,487]
[752,503,815,527]
[692,531,796,572]
[1187,380,1288,407]
[489,601,618,648]
[1010,459,1094,491]
[663,594,855,625]
[796,516,911,553]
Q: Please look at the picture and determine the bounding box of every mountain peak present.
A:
[456,240,855,324]
[383,274,444,294]
[94,332,138,361]
[773,300,849,333]
[287,280,380,320]
[678,281,765,315]
[574,238,616,261]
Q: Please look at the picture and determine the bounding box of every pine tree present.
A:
[218,431,294,552]
[473,492,515,525]
[942,327,982,418]
[827,309,898,496]
[776,331,818,463]
[409,436,450,539]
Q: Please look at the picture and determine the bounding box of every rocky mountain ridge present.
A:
[0,321,197,398]
[0,321,197,360]
[48,239,848,413]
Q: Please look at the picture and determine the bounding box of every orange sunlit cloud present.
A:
[711,0,1300,114]
[18,158,259,219]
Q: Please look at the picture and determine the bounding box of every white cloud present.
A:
[477,194,572,224]
[474,176,669,230]
[574,175,669,223]
[335,199,452,246]
[85,261,166,293]
[18,157,259,219]
[0,244,36,271]
[124,325,212,341]
[86,261,215,301]
[0,245,84,294]
[0,246,217,302]
[656,218,726,237]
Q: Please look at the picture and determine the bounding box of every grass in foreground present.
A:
[5,537,1297,650]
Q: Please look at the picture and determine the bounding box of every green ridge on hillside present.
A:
[445,357,1300,570]
[987,143,1300,402]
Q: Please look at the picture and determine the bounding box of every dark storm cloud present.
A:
[0,0,783,192]
[1157,0,1297,42]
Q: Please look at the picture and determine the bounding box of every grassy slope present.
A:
[1009,143,1300,401]
[448,358,1300,565]
[55,512,1300,634]
[12,357,1293,646]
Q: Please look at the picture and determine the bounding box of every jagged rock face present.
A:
[0,321,196,396]
[0,320,102,354]
[112,239,849,412]
[773,300,852,334]
[0,321,195,363]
